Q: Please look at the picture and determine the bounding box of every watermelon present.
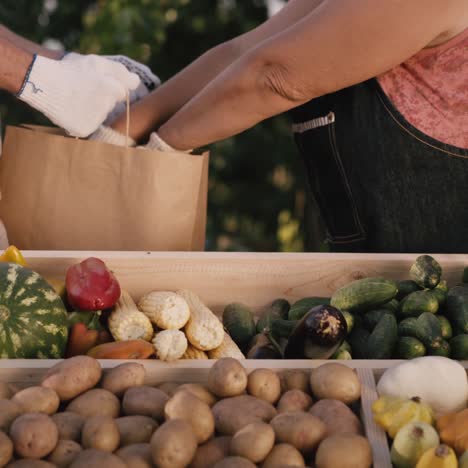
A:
[0,263,68,358]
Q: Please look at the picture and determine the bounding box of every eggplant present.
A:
[283,305,347,359]
[246,333,283,359]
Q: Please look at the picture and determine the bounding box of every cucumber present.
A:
[397,280,421,301]
[271,319,297,340]
[330,277,398,313]
[256,298,290,333]
[398,317,419,338]
[410,255,442,289]
[347,326,370,359]
[223,302,256,350]
[363,309,391,331]
[332,349,352,360]
[381,299,399,314]
[396,336,426,359]
[415,312,443,348]
[436,315,453,340]
[398,290,439,318]
[428,339,450,357]
[366,313,398,359]
[287,297,330,321]
[432,280,448,307]
[446,286,468,334]
[342,311,355,334]
[450,334,468,360]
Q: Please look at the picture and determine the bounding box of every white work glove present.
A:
[63,53,160,125]
[17,54,140,137]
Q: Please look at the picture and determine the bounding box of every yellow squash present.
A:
[416,445,457,468]
[0,245,27,266]
[372,396,434,439]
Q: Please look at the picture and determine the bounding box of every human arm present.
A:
[111,0,324,141]
[155,0,465,150]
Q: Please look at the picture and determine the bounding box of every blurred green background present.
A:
[0,0,325,252]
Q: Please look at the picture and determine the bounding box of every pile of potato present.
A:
[0,357,372,468]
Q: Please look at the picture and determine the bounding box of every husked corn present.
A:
[208,332,245,359]
[177,289,224,351]
[182,344,209,360]
[153,329,188,362]
[138,291,190,330]
[109,290,153,342]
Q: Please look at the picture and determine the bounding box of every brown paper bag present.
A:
[0,125,209,251]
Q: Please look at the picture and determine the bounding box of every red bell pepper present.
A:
[66,323,99,358]
[66,257,121,311]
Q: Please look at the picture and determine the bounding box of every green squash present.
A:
[0,263,68,358]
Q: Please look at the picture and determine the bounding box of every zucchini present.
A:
[330,277,398,313]
[287,297,330,321]
[428,339,450,357]
[363,309,391,331]
[223,302,256,350]
[397,280,421,301]
[381,299,399,314]
[347,326,370,359]
[409,255,442,289]
[398,317,419,338]
[271,319,297,340]
[431,280,448,307]
[415,312,443,348]
[342,311,355,334]
[449,334,468,360]
[436,315,453,340]
[256,298,290,333]
[398,290,439,318]
[446,286,468,334]
[396,336,426,359]
[366,314,398,359]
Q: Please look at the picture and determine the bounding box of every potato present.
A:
[69,449,127,468]
[165,390,214,443]
[309,399,362,437]
[212,395,277,435]
[176,383,217,406]
[262,443,305,468]
[81,415,120,452]
[66,389,120,418]
[116,416,158,446]
[122,386,168,421]
[11,386,59,415]
[0,382,12,400]
[315,434,372,468]
[0,399,21,432]
[7,461,56,468]
[116,443,152,468]
[189,436,231,468]
[51,412,85,442]
[150,419,197,468]
[270,412,326,453]
[46,440,82,467]
[279,370,310,394]
[247,369,281,404]
[157,382,180,396]
[100,363,145,397]
[213,457,256,468]
[230,421,275,463]
[41,356,102,401]
[0,431,13,467]
[10,413,58,459]
[277,390,313,413]
[207,358,247,398]
[310,363,361,404]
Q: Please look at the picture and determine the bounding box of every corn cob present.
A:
[138,291,190,330]
[108,290,153,342]
[176,289,224,351]
[207,332,245,359]
[182,344,209,360]
[153,329,188,362]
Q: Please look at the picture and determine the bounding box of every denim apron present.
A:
[290,79,468,253]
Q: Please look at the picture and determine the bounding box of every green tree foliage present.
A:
[0,1,324,251]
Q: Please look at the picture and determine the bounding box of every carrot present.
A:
[87,340,154,359]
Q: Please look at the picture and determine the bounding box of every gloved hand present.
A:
[18,54,140,138]
[63,53,160,125]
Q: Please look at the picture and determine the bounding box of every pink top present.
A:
[377,29,468,149]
